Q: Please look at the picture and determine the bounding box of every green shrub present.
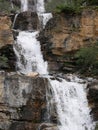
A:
[95,123,98,130]
[0,0,11,13]
[45,0,84,12]
[87,0,98,6]
[45,0,66,12]
[56,4,82,14]
[0,55,9,68]
[75,43,98,75]
[0,0,19,13]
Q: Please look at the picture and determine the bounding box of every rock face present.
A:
[0,15,16,71]
[0,72,57,130]
[0,15,13,48]
[39,9,98,72]
[14,11,39,31]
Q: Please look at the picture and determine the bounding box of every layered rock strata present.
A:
[39,9,98,72]
[0,72,57,130]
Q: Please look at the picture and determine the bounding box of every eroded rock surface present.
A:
[14,11,39,31]
[39,9,98,73]
[0,72,57,130]
[0,15,13,48]
[0,15,16,71]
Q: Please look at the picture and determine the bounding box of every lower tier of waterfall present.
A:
[48,76,95,130]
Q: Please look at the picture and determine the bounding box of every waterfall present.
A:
[14,31,48,75]
[48,76,95,130]
[20,0,28,12]
[12,13,19,29]
[13,0,95,130]
[36,0,45,13]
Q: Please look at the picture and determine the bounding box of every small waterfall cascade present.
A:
[12,13,19,29]
[14,31,48,75]
[20,0,28,12]
[13,0,95,130]
[36,0,45,13]
[35,0,52,28]
[48,76,95,130]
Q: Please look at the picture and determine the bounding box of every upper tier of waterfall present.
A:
[20,0,45,13]
[14,31,48,75]
[21,0,28,12]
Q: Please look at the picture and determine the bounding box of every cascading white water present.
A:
[14,31,48,75]
[48,76,95,130]
[12,13,19,29]
[14,0,95,130]
[36,0,45,13]
[20,0,28,12]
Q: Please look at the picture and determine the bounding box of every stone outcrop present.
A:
[0,72,57,130]
[0,15,13,48]
[0,15,16,71]
[14,11,39,31]
[40,9,98,55]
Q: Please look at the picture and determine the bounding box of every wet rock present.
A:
[39,123,58,130]
[0,45,16,71]
[0,15,16,71]
[14,11,39,31]
[87,80,98,121]
[11,0,20,6]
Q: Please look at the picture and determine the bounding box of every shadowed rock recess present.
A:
[0,15,16,71]
[14,12,39,31]
[0,72,57,130]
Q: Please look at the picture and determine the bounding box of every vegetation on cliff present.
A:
[0,0,11,13]
[0,55,8,69]
[75,43,98,76]
[46,0,98,13]
[0,0,19,14]
[95,123,98,130]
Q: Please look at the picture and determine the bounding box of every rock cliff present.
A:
[0,14,16,71]
[0,72,58,130]
[39,9,98,72]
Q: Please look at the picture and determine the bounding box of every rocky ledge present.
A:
[0,72,57,130]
